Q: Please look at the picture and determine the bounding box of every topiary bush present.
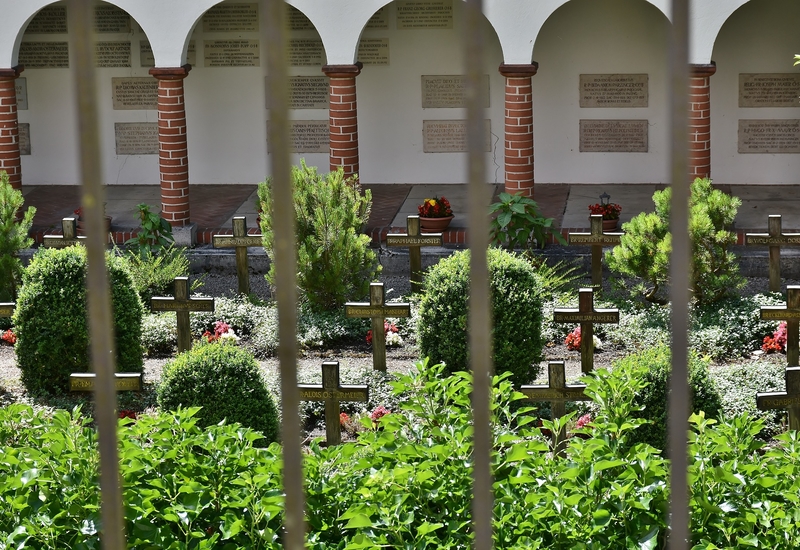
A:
[418,248,544,385]
[157,342,279,444]
[14,246,144,395]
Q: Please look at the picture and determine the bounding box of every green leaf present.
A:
[344,513,373,529]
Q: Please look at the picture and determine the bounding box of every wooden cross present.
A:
[298,361,369,446]
[0,303,13,318]
[212,216,263,295]
[151,276,215,353]
[760,285,800,366]
[42,218,87,248]
[345,282,410,371]
[385,215,443,293]
[70,372,144,392]
[519,361,591,453]
[745,215,800,292]
[568,215,622,288]
[554,287,619,373]
[757,367,800,431]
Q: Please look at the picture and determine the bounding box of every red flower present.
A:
[564,327,581,351]
[118,410,137,420]
[370,405,390,422]
[575,413,592,429]
[762,321,787,354]
[339,412,350,426]
[0,330,16,345]
[366,330,373,344]
[588,202,622,220]
[418,196,453,218]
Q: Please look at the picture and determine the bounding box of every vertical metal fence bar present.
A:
[68,1,126,548]
[668,0,690,547]
[264,0,305,547]
[463,0,493,547]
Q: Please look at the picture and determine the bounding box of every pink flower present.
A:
[564,327,581,351]
[575,414,592,429]
[370,405,390,422]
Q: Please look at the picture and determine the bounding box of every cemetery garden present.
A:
[2,167,800,548]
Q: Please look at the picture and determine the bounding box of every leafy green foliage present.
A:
[124,203,174,258]
[418,248,544,385]
[0,170,35,302]
[157,343,279,444]
[118,244,194,306]
[489,191,565,250]
[258,160,379,311]
[141,312,177,356]
[14,246,144,395]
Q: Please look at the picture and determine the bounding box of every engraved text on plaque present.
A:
[579,120,648,152]
[204,40,260,67]
[115,122,159,155]
[285,76,329,109]
[16,78,27,110]
[423,120,491,153]
[112,77,158,110]
[422,75,489,108]
[739,74,800,108]
[358,39,389,66]
[95,5,130,33]
[738,119,800,154]
[19,42,69,68]
[26,6,68,34]
[397,0,453,29]
[203,3,259,32]
[580,74,648,108]
[19,124,30,155]
[289,39,324,66]
[95,42,131,68]
[268,121,329,153]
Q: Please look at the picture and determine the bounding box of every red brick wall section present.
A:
[499,63,538,198]
[0,66,24,189]
[322,63,362,178]
[149,65,191,227]
[689,62,716,180]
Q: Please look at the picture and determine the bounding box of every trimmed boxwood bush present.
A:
[418,248,544,385]
[157,342,279,444]
[14,246,144,395]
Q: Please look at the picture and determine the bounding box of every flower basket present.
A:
[419,215,454,232]
[417,196,454,232]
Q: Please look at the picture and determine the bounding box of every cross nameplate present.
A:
[757,367,800,431]
[70,372,144,392]
[42,218,87,248]
[298,361,369,446]
[0,303,13,318]
[760,285,800,366]
[745,215,800,292]
[554,288,619,373]
[345,282,410,371]
[568,215,622,288]
[386,216,443,293]
[151,277,214,352]
[212,217,262,295]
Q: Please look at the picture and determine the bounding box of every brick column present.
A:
[689,62,716,180]
[149,65,191,227]
[322,62,362,178]
[499,63,538,197]
[0,66,24,189]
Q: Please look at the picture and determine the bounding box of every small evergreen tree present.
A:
[0,170,36,302]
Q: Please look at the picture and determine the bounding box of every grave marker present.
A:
[42,218,86,248]
[0,303,13,318]
[568,215,622,287]
[345,283,410,371]
[385,216,442,293]
[745,215,800,292]
[757,367,800,431]
[151,277,214,353]
[298,361,369,445]
[760,285,800,366]
[70,372,143,392]
[212,217,262,295]
[554,288,619,373]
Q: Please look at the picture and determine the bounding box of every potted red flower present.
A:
[588,192,622,231]
[417,196,454,232]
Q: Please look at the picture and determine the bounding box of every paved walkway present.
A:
[18,183,800,246]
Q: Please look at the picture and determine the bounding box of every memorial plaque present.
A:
[423,120,491,153]
[141,41,196,68]
[204,40,260,67]
[19,42,69,69]
[19,124,30,155]
[95,41,131,68]
[422,75,489,108]
[95,5,130,33]
[114,122,158,155]
[397,0,453,29]
[286,76,328,109]
[268,121,329,153]
[358,38,389,66]
[580,120,648,152]
[112,77,158,110]
[739,74,800,108]
[16,78,27,110]
[287,6,314,31]
[70,373,143,392]
[580,74,648,108]
[288,39,325,66]
[738,119,800,154]
[203,3,259,33]
[366,7,389,29]
[26,6,68,34]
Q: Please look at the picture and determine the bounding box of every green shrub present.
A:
[488,191,565,250]
[157,342,279,444]
[190,294,263,338]
[14,246,144,395]
[124,202,174,257]
[141,312,177,356]
[119,244,195,306]
[258,160,379,311]
[0,170,35,303]
[418,248,544,385]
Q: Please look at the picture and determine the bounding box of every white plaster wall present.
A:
[711,0,800,184]
[532,0,670,184]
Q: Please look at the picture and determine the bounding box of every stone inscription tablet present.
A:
[738,119,800,154]
[422,75,489,108]
[95,5,130,33]
[203,3,259,33]
[289,39,325,66]
[288,6,314,31]
[16,78,27,110]
[739,74,800,108]
[115,122,158,155]
[423,120,491,153]
[268,120,329,153]
[580,74,648,108]
[204,40,260,67]
[287,76,328,109]
[19,124,30,155]
[141,41,196,68]
[26,6,68,34]
[366,7,389,29]
[358,39,389,66]
[579,120,648,152]
[95,42,131,68]
[19,42,69,68]
[112,77,158,110]
[397,0,453,29]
